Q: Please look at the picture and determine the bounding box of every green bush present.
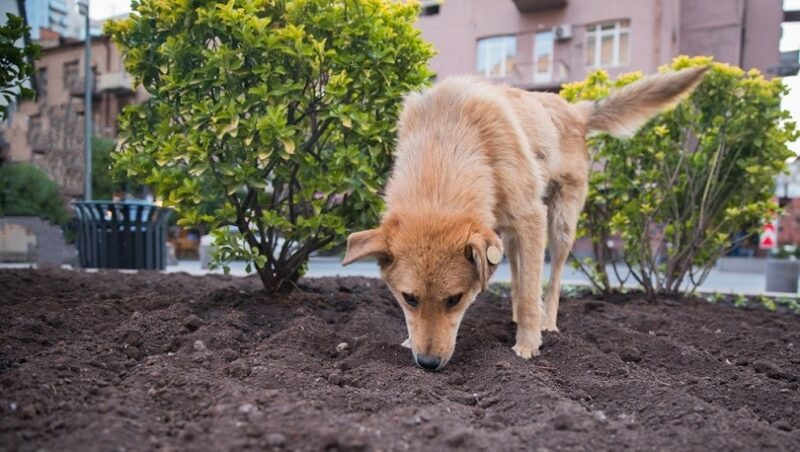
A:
[0,13,39,120]
[561,56,798,297]
[92,136,117,201]
[106,0,434,291]
[92,135,147,200]
[0,162,68,224]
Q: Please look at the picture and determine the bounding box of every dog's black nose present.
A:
[415,355,441,371]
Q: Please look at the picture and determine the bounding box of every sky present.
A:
[90,0,131,20]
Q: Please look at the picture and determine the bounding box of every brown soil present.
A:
[1,268,799,451]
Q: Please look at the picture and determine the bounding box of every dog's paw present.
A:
[513,328,542,359]
[512,343,540,359]
[401,338,411,349]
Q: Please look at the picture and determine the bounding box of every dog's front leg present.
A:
[509,206,547,359]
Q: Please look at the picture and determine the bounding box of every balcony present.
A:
[96,71,136,94]
[771,50,800,77]
[48,0,69,13]
[512,0,567,13]
[68,76,100,98]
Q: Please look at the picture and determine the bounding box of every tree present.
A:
[106,0,434,291]
[0,13,39,121]
[561,56,798,297]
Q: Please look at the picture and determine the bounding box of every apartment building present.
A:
[25,0,83,39]
[0,34,146,198]
[416,0,784,90]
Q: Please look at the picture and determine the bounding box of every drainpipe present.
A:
[738,0,747,67]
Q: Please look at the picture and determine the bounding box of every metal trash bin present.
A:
[73,201,172,270]
[765,258,800,293]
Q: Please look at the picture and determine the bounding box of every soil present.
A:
[1,268,799,451]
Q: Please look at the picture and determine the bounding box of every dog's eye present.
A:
[402,292,419,307]
[446,293,463,308]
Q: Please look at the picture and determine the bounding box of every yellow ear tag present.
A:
[487,246,503,265]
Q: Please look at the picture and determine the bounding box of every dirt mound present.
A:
[1,268,798,450]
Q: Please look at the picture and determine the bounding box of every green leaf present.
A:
[280,137,295,154]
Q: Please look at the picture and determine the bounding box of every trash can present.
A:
[73,201,172,270]
[765,258,800,293]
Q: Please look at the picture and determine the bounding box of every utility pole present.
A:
[79,1,92,200]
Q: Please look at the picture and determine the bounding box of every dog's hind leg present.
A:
[542,182,587,332]
[502,232,521,323]
[509,202,548,359]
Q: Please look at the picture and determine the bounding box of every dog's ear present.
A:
[465,230,503,291]
[343,228,391,266]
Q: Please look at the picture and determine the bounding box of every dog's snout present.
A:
[415,354,441,371]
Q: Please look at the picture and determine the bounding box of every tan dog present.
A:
[343,67,707,371]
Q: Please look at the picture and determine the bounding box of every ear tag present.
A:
[487,246,503,265]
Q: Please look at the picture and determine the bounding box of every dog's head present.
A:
[343,214,502,371]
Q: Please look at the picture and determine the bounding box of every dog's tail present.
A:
[577,66,708,138]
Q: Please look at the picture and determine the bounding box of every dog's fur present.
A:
[343,67,707,370]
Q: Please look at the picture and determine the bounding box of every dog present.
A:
[342,67,707,371]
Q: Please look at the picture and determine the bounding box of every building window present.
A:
[533,31,554,83]
[476,36,517,79]
[420,1,440,16]
[585,20,630,68]
[36,68,47,101]
[63,61,79,90]
[28,115,45,153]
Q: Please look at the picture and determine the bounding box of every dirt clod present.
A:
[444,428,473,447]
[182,314,204,331]
[618,346,642,363]
[264,432,287,447]
[753,359,794,380]
[1,268,799,450]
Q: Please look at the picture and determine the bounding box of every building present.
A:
[24,0,83,40]
[415,0,784,90]
[0,34,147,198]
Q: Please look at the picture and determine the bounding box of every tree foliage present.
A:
[106,0,434,291]
[91,136,118,201]
[0,162,68,224]
[0,13,39,120]
[93,136,146,200]
[561,56,798,297]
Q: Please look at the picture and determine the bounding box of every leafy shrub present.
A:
[106,0,434,291]
[0,162,68,224]
[92,136,118,201]
[0,13,39,120]
[92,136,146,200]
[561,56,798,297]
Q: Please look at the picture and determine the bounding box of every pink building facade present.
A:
[416,0,783,90]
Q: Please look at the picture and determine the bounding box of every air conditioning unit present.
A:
[553,24,573,41]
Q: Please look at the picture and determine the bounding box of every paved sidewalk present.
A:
[0,257,785,296]
[165,257,775,295]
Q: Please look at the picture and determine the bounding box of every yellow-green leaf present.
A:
[281,137,295,154]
